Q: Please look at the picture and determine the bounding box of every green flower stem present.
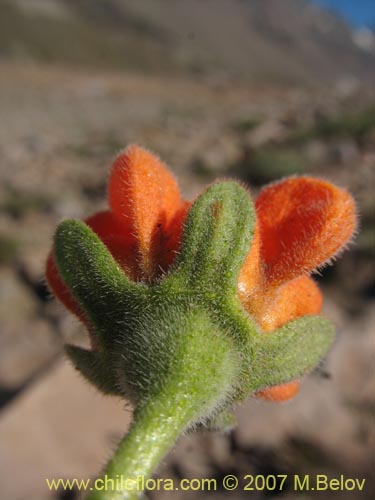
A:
[87,392,195,500]
[85,311,238,500]
[83,301,239,500]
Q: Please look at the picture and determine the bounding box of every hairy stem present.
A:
[85,311,237,500]
[87,391,197,500]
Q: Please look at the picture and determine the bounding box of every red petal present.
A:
[85,210,128,238]
[86,211,140,279]
[46,251,85,321]
[256,380,300,402]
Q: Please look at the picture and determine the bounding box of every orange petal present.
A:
[257,275,322,332]
[255,177,357,286]
[108,145,182,278]
[238,220,262,300]
[256,380,300,402]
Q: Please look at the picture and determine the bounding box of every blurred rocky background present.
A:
[0,1,374,499]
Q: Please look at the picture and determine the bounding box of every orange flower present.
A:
[46,147,356,401]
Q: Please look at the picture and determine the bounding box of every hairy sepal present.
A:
[170,181,256,294]
[54,219,145,349]
[249,315,335,393]
[65,345,122,396]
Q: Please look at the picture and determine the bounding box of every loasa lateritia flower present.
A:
[46,145,356,500]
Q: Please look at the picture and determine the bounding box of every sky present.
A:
[310,0,375,28]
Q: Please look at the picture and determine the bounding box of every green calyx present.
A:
[54,181,334,499]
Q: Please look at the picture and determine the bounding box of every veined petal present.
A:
[108,145,182,278]
[255,177,357,286]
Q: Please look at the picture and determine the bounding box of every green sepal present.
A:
[54,219,145,346]
[202,409,237,432]
[249,315,335,392]
[65,345,122,396]
[170,182,256,294]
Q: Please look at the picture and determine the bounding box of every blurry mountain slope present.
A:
[0,0,374,86]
